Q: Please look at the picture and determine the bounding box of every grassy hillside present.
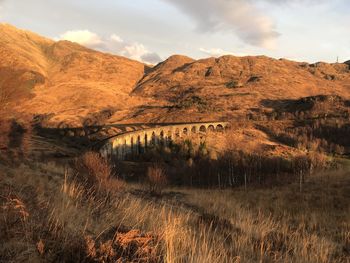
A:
[1,24,349,126]
[1,24,349,263]
[131,55,350,123]
[1,155,349,262]
[0,23,147,126]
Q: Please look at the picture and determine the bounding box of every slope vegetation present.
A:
[0,23,147,126]
[1,24,350,126]
[132,55,350,122]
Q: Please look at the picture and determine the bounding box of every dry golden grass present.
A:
[147,163,168,195]
[1,158,349,262]
[0,23,148,126]
[132,55,350,123]
[1,24,350,125]
[74,151,125,193]
[173,171,350,262]
[1,21,349,263]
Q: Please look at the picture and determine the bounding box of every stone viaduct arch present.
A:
[100,122,229,160]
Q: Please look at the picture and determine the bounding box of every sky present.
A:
[0,0,349,64]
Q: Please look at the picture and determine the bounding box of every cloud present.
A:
[162,0,280,49]
[117,41,162,64]
[120,42,149,60]
[57,30,162,64]
[59,30,102,48]
[199,47,248,58]
[141,52,163,65]
[199,48,235,57]
[0,0,4,18]
[110,34,123,43]
[263,0,324,3]
[110,36,163,65]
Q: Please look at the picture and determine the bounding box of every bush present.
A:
[247,75,261,82]
[226,80,243,89]
[175,95,211,112]
[147,164,167,195]
[0,119,32,161]
[74,151,124,193]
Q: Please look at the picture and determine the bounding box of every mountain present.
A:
[132,55,350,122]
[1,24,349,126]
[0,23,147,125]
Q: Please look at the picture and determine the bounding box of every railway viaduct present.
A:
[100,121,229,160]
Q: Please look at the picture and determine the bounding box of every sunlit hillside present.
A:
[0,12,350,263]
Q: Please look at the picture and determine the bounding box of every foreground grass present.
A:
[175,173,350,262]
[1,160,349,262]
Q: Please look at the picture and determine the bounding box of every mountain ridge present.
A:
[1,24,349,126]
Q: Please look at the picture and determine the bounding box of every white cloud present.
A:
[59,30,102,48]
[121,42,148,60]
[0,1,4,18]
[200,48,235,57]
[116,41,161,64]
[57,30,162,64]
[163,0,280,49]
[141,52,163,65]
[263,0,325,4]
[110,34,123,43]
[199,47,248,58]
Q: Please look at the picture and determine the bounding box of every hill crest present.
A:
[1,24,349,125]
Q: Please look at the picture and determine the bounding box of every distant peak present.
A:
[0,23,54,44]
[148,54,196,71]
[0,22,13,27]
[0,23,22,32]
[0,22,27,31]
[164,54,195,63]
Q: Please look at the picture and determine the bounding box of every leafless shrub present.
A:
[36,239,45,256]
[147,164,167,195]
[0,118,33,162]
[1,195,29,226]
[0,119,11,151]
[0,190,31,254]
[84,230,162,262]
[1,160,349,262]
[74,151,124,193]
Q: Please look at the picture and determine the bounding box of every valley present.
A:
[0,23,349,263]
